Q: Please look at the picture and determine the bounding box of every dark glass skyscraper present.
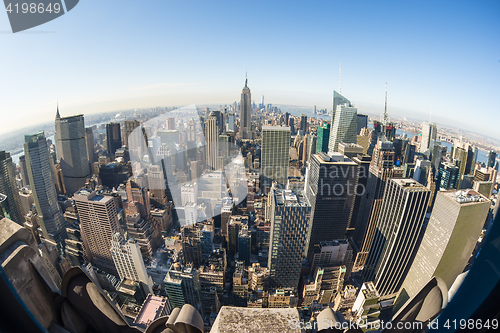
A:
[487,150,497,168]
[304,152,358,260]
[106,122,122,157]
[356,114,368,135]
[300,114,308,133]
[316,123,330,153]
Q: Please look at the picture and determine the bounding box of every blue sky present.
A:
[0,0,499,137]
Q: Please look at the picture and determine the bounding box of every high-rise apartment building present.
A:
[24,132,67,247]
[55,113,90,194]
[304,152,358,259]
[124,120,140,148]
[316,123,330,153]
[420,121,437,153]
[74,188,120,273]
[206,112,219,170]
[261,125,290,189]
[240,78,252,140]
[328,101,357,153]
[399,190,490,302]
[106,122,122,157]
[0,151,23,224]
[268,186,311,292]
[110,232,153,294]
[363,179,431,296]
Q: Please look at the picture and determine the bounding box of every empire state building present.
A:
[240,77,252,139]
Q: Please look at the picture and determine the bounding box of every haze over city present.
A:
[1,0,499,137]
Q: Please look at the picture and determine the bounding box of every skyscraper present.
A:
[55,112,90,194]
[74,188,120,273]
[18,155,29,187]
[106,122,122,157]
[328,102,357,153]
[226,113,235,133]
[304,152,358,259]
[331,90,351,124]
[206,112,219,170]
[356,114,368,135]
[487,151,497,169]
[454,147,468,188]
[353,141,402,264]
[85,127,94,165]
[300,114,308,133]
[399,190,490,302]
[0,151,24,224]
[363,179,431,296]
[420,121,437,153]
[24,132,67,247]
[268,185,311,292]
[261,125,290,189]
[240,77,252,140]
[316,123,330,153]
[111,232,153,294]
[124,120,140,148]
[438,162,460,190]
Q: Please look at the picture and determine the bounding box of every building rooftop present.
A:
[210,306,302,333]
[445,189,488,204]
[74,189,113,203]
[392,178,428,191]
[133,295,169,329]
[316,152,356,164]
[274,188,308,207]
[262,125,291,131]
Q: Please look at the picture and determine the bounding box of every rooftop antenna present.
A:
[56,100,60,119]
[245,70,248,87]
[383,82,388,126]
[339,61,342,94]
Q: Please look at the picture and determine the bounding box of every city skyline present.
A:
[1,1,500,330]
[0,1,499,138]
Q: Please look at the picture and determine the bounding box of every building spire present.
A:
[383,82,388,126]
[339,61,342,94]
[56,100,60,119]
[245,71,247,87]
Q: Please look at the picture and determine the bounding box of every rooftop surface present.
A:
[262,125,291,131]
[133,295,168,328]
[210,306,302,333]
[444,189,488,204]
